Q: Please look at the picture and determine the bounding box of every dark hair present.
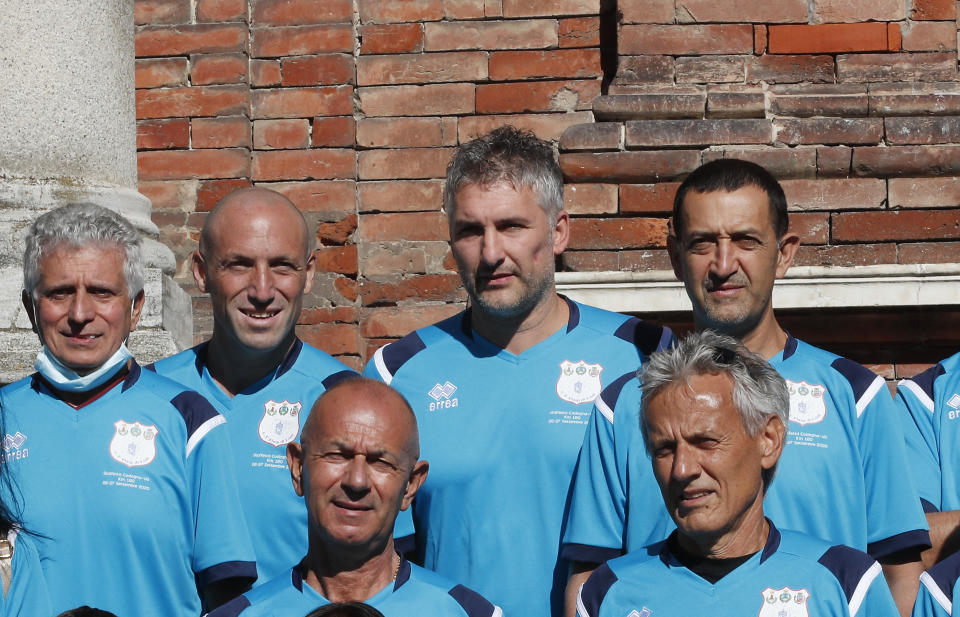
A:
[672,159,788,239]
[56,608,119,617]
[304,603,386,617]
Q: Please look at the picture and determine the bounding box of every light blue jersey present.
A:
[364,299,674,617]
[208,558,502,617]
[0,364,256,617]
[0,530,51,617]
[563,336,930,565]
[913,551,960,617]
[895,351,960,513]
[151,340,356,583]
[578,524,898,617]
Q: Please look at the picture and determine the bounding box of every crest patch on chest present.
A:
[109,421,158,467]
[556,360,603,405]
[258,400,302,447]
[785,380,827,425]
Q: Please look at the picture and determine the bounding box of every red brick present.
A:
[191,53,247,85]
[315,245,358,275]
[313,117,356,147]
[361,243,446,276]
[568,218,667,250]
[562,151,700,183]
[358,52,487,86]
[769,84,867,116]
[425,20,558,51]
[136,85,247,119]
[361,305,462,338]
[754,25,768,54]
[488,49,599,80]
[442,0,491,19]
[817,146,852,177]
[562,251,618,271]
[594,92,708,122]
[902,21,957,52]
[358,148,455,180]
[625,119,771,148]
[620,25,753,55]
[359,212,448,241]
[357,118,444,148]
[360,24,424,54]
[197,179,253,211]
[676,56,745,84]
[614,56,675,86]
[252,86,353,119]
[335,277,359,302]
[911,0,956,19]
[869,83,960,115]
[702,148,817,179]
[358,180,443,212]
[135,58,188,89]
[620,183,679,214]
[300,307,359,325]
[136,24,247,57]
[318,214,358,244]
[253,149,355,180]
[559,17,599,48]
[196,0,247,21]
[476,80,600,113]
[139,148,250,180]
[889,177,960,207]
[794,244,898,267]
[620,0,675,23]
[676,0,807,22]
[135,0,190,24]
[706,87,765,118]
[789,213,830,244]
[358,0,443,23]
[358,83,474,117]
[296,323,360,355]
[359,275,465,305]
[781,178,886,211]
[559,123,621,152]
[564,184,617,215]
[251,24,353,57]
[192,116,251,148]
[814,0,906,21]
[853,145,960,177]
[252,0,351,24]
[889,22,903,51]
[266,180,357,212]
[282,54,354,86]
[746,55,835,84]
[833,209,960,242]
[137,118,190,150]
[458,112,592,141]
[501,0,595,17]
[899,241,960,263]
[251,59,281,86]
[253,119,310,149]
[768,24,890,54]
[776,118,882,146]
[141,181,191,209]
[886,117,960,145]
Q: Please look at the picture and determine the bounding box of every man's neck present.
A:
[302,542,398,603]
[205,332,296,397]
[469,292,569,355]
[700,311,788,360]
[677,508,770,560]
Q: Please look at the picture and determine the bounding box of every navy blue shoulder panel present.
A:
[579,563,619,617]
[144,362,157,372]
[830,357,879,402]
[566,297,581,332]
[322,369,359,390]
[170,391,221,438]
[449,584,497,617]
[276,339,304,378]
[927,552,960,607]
[817,545,877,603]
[122,362,142,392]
[910,362,947,402]
[394,558,412,588]
[600,372,636,411]
[782,335,799,361]
[205,594,251,617]
[381,332,427,376]
[614,319,674,356]
[922,498,939,514]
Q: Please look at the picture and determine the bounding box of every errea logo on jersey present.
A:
[1,432,28,461]
[427,381,458,411]
[947,393,960,419]
[627,608,652,617]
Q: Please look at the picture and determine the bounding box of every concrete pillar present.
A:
[0,0,192,382]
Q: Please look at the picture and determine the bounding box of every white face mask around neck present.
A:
[34,343,132,393]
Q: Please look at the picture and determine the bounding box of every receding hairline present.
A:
[200,187,312,258]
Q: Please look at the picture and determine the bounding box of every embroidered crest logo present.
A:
[109,421,158,467]
[258,400,302,447]
[785,379,827,425]
[556,360,603,405]
[758,587,809,617]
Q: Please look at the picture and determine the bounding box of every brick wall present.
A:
[135,0,960,376]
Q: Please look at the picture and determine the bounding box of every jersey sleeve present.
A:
[914,573,955,617]
[850,562,900,617]
[896,367,946,512]
[4,531,52,617]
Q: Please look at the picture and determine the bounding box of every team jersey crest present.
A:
[785,380,827,425]
[258,400,302,447]
[758,587,809,617]
[109,420,159,467]
[556,360,603,405]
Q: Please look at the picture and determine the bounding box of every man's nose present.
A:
[710,238,738,278]
[480,229,505,266]
[671,443,701,482]
[68,290,95,323]
[248,264,275,303]
[342,456,370,493]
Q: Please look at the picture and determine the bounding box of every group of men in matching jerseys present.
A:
[5,125,960,617]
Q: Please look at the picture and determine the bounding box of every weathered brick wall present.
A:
[135,0,960,375]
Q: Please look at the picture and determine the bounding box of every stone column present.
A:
[0,0,191,382]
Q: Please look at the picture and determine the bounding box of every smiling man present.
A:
[577,331,899,617]
[563,159,929,616]
[152,187,356,584]
[207,378,501,617]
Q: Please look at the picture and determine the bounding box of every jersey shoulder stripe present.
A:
[829,356,886,417]
[901,362,947,413]
[578,562,619,617]
[923,552,960,614]
[613,318,676,356]
[449,584,500,617]
[597,372,637,424]
[205,594,251,617]
[372,331,427,384]
[817,544,880,607]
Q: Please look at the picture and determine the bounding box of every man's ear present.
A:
[759,415,787,472]
[552,210,570,256]
[191,251,208,293]
[21,290,37,334]
[400,460,429,511]
[129,290,145,331]
[775,232,800,279]
[302,250,317,295]
[287,442,305,497]
[667,228,684,281]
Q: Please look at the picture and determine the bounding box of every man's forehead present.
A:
[678,188,774,233]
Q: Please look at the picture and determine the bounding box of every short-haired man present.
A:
[152,187,356,583]
[563,159,929,615]
[363,126,673,617]
[208,378,501,617]
[3,203,255,616]
[577,331,899,617]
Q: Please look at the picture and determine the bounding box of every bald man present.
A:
[209,378,501,617]
[152,187,356,583]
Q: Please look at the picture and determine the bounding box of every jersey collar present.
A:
[291,554,411,594]
[460,295,581,340]
[660,519,782,568]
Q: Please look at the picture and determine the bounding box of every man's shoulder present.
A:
[402,563,501,617]
[0,374,36,400]
[572,301,674,355]
[286,340,356,384]
[921,550,960,613]
[775,527,880,591]
[365,311,467,383]
[206,569,299,617]
[150,344,203,382]
[787,339,886,407]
